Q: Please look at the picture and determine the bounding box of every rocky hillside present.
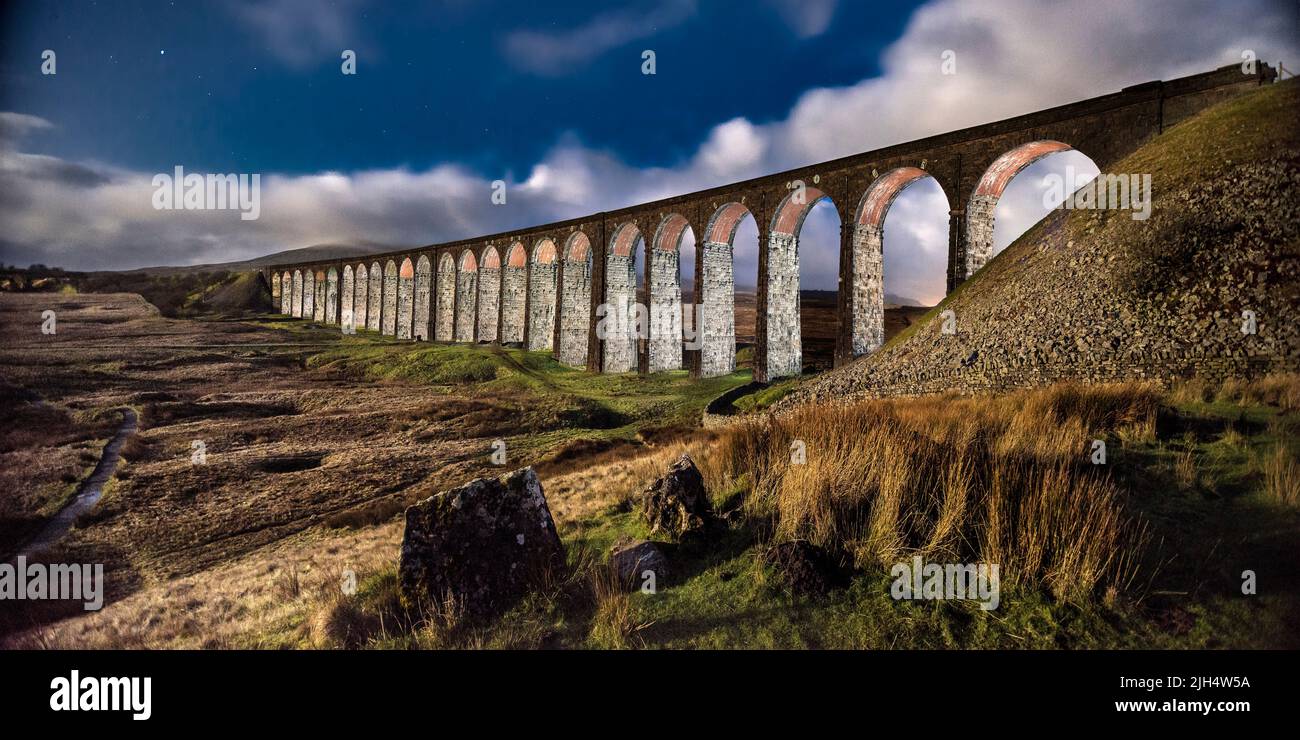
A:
[783,79,1300,409]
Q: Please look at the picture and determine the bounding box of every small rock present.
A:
[641,454,713,540]
[399,466,564,620]
[609,539,669,591]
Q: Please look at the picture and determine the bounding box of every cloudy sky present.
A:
[0,0,1295,304]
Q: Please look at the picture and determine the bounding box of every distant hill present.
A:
[110,241,405,276]
[885,292,925,307]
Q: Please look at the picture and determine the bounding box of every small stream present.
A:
[20,407,138,557]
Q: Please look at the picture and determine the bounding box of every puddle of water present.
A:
[19,408,138,557]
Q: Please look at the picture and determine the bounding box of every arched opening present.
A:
[314,271,327,322]
[366,262,382,331]
[966,140,1097,278]
[850,167,950,359]
[353,263,369,331]
[325,268,339,325]
[649,214,692,373]
[602,222,643,373]
[500,242,527,345]
[413,255,432,340]
[679,226,697,369]
[435,253,455,341]
[271,272,282,305]
[381,260,398,335]
[291,270,303,317]
[559,232,592,367]
[455,250,478,342]
[341,265,355,330]
[698,202,758,378]
[396,258,415,339]
[767,185,840,379]
[528,238,559,351]
[991,149,1099,258]
[302,270,315,320]
[795,199,840,373]
[281,271,293,314]
[476,246,501,343]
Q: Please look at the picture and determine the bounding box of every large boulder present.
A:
[399,467,564,620]
[641,454,713,540]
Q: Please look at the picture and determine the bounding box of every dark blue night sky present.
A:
[0,1,919,177]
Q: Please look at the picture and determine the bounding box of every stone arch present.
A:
[341,265,355,330]
[455,250,478,342]
[500,241,528,344]
[302,270,315,320]
[476,246,502,342]
[313,271,327,322]
[697,203,758,377]
[765,186,838,379]
[366,262,382,331]
[353,263,369,331]
[281,271,293,314]
[396,258,415,339]
[527,238,559,351]
[325,268,339,325]
[435,253,455,340]
[649,214,690,372]
[413,255,432,340]
[849,167,933,357]
[559,232,593,368]
[271,272,282,303]
[602,222,643,373]
[966,140,1074,278]
[381,260,398,336]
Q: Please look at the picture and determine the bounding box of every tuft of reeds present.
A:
[706,382,1158,600]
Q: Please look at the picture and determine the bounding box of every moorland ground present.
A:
[1,291,1295,649]
[0,289,907,642]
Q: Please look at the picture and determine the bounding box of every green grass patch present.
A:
[732,378,799,413]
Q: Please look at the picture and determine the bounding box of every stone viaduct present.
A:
[262,64,1275,383]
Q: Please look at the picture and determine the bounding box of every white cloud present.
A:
[993,150,1099,254]
[882,178,951,305]
[765,0,838,39]
[3,0,1296,291]
[501,0,697,76]
[0,112,54,144]
[693,118,768,180]
[227,0,365,68]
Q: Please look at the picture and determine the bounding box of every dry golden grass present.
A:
[1170,373,1300,412]
[1218,426,1247,449]
[1174,447,1199,490]
[542,435,733,520]
[1216,374,1300,411]
[706,382,1159,601]
[586,562,649,649]
[7,520,405,649]
[1262,445,1300,507]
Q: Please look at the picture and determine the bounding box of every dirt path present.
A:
[19,407,137,557]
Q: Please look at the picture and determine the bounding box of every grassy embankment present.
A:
[302,337,752,460]
[300,376,1299,649]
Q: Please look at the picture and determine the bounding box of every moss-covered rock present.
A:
[398,466,564,620]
